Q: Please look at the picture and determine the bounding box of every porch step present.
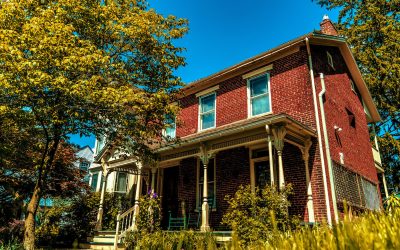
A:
[79,241,125,250]
[80,230,125,250]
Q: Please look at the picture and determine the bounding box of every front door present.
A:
[161,166,179,229]
[254,160,270,188]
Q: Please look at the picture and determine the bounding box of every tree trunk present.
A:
[23,137,60,250]
[23,185,41,250]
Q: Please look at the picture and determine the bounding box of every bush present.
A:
[127,230,217,250]
[35,192,131,247]
[125,191,162,249]
[222,184,299,246]
[0,220,24,248]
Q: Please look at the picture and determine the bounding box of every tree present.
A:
[313,0,400,192]
[0,0,187,249]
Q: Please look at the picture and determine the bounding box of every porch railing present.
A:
[114,205,136,249]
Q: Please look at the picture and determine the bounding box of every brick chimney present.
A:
[320,15,338,36]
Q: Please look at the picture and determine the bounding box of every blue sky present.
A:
[69,0,339,148]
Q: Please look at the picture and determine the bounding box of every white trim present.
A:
[250,147,271,192]
[195,85,219,97]
[242,64,273,79]
[247,73,272,118]
[198,92,217,131]
[196,157,217,210]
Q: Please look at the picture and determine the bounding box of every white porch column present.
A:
[301,138,315,223]
[272,126,286,190]
[95,158,108,231]
[132,163,143,230]
[382,173,389,199]
[266,125,275,187]
[151,166,157,192]
[199,144,212,232]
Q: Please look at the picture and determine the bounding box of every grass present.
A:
[127,208,400,250]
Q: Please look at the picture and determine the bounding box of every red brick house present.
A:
[92,16,387,242]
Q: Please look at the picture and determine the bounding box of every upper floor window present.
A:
[95,136,106,154]
[327,51,335,70]
[164,115,176,138]
[248,74,271,116]
[199,93,216,130]
[79,161,89,172]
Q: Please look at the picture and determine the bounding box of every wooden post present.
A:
[272,126,286,190]
[266,125,275,187]
[199,144,212,232]
[132,164,143,230]
[114,211,121,249]
[95,158,108,231]
[301,138,315,223]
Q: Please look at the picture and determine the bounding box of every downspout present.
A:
[305,38,332,225]
[319,73,339,223]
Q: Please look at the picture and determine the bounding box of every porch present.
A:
[95,113,317,245]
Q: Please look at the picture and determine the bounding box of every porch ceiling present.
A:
[157,113,316,164]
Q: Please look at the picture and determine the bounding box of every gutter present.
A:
[305,37,332,225]
[319,73,339,223]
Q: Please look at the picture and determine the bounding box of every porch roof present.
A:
[157,113,316,155]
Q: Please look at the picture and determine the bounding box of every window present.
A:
[91,172,99,191]
[199,93,216,130]
[197,159,216,209]
[248,74,271,116]
[79,162,89,172]
[327,51,335,69]
[115,172,127,193]
[96,136,106,154]
[346,108,356,128]
[164,115,176,138]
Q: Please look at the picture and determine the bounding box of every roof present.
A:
[180,32,380,123]
[157,113,316,154]
[75,145,94,163]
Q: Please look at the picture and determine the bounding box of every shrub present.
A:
[0,220,24,247]
[35,192,131,247]
[126,231,217,250]
[125,191,162,249]
[384,192,400,213]
[222,184,299,246]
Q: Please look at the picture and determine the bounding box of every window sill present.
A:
[197,126,216,133]
[247,111,273,119]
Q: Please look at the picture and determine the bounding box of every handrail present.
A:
[114,205,137,249]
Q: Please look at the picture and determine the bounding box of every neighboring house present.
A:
[75,145,95,184]
[93,17,387,235]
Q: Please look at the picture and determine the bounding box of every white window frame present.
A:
[114,172,128,194]
[247,73,272,118]
[163,115,176,139]
[90,172,100,192]
[196,158,217,211]
[327,51,335,70]
[198,92,216,131]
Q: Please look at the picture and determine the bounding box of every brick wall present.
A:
[165,145,326,228]
[176,48,316,137]
[312,45,378,184]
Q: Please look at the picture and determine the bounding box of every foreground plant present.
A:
[222,184,299,247]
